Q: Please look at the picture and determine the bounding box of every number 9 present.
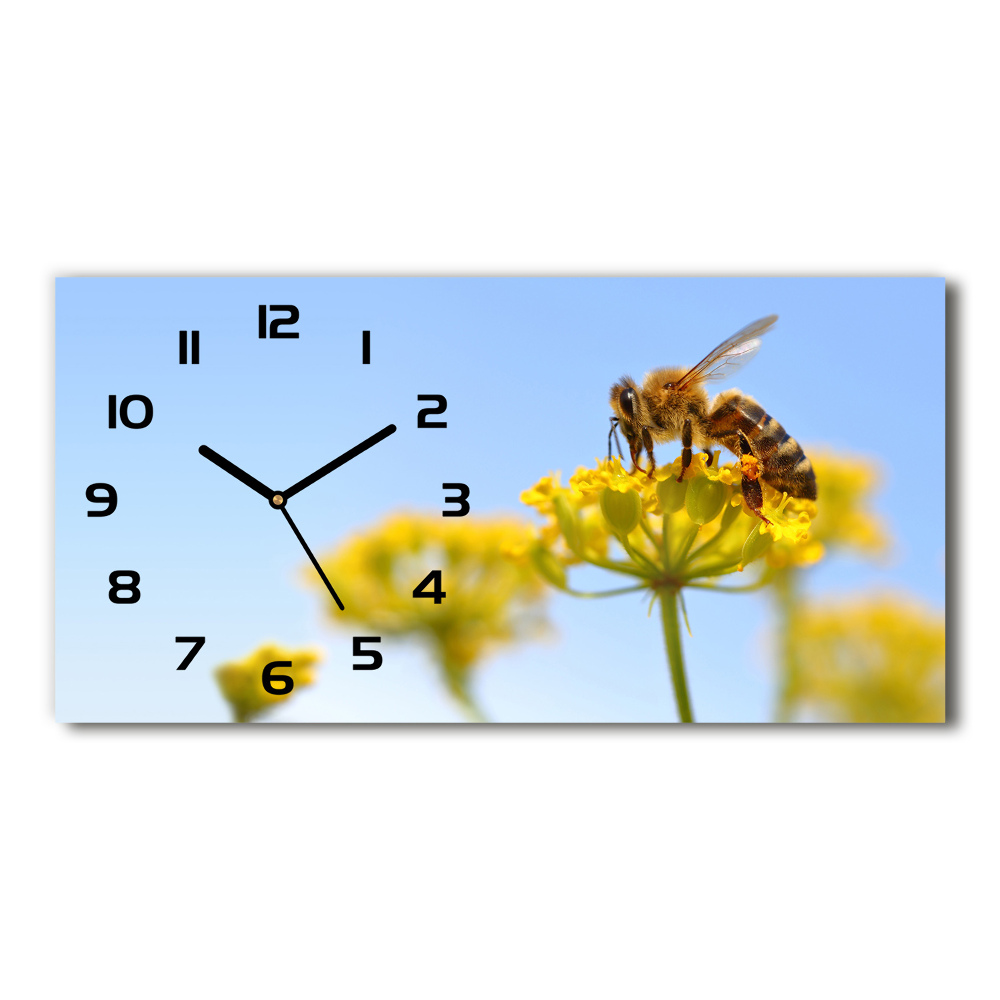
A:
[86,483,118,517]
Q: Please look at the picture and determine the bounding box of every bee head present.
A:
[619,384,638,420]
[610,377,643,445]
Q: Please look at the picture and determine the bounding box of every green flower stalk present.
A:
[765,450,918,722]
[521,454,818,722]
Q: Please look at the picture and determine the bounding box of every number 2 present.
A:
[417,395,447,428]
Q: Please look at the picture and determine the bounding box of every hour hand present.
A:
[199,445,274,501]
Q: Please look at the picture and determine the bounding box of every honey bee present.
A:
[608,315,816,521]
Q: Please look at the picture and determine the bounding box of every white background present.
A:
[2,2,990,997]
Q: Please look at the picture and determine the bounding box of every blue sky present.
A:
[56,277,944,722]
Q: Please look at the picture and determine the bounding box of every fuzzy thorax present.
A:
[637,367,712,446]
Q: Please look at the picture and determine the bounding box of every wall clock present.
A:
[56,278,475,722]
[58,277,941,724]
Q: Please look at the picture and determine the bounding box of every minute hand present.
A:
[282,423,397,500]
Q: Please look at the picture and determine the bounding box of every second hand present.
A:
[278,504,345,611]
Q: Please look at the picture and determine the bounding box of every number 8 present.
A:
[108,570,141,604]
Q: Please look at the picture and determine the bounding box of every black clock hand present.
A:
[201,431,393,610]
[199,446,274,501]
[279,506,345,611]
[282,423,397,501]
[200,445,342,608]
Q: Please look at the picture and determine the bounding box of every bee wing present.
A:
[675,314,777,388]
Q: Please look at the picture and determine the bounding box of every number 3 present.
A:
[442,483,470,516]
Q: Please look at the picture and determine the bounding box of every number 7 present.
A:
[175,636,206,670]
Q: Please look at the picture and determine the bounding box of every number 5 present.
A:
[353,637,382,670]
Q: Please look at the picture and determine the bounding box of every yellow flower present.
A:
[522,454,817,588]
[309,513,549,719]
[522,454,820,723]
[518,474,564,515]
[214,644,321,723]
[782,594,945,723]
[768,450,889,569]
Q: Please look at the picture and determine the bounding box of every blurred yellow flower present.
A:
[782,594,945,723]
[309,514,549,720]
[769,447,897,719]
[768,450,889,569]
[215,644,321,723]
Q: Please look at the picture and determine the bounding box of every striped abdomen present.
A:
[707,391,817,500]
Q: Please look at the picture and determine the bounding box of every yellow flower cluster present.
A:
[214,644,321,723]
[521,453,818,722]
[781,594,945,723]
[521,453,817,588]
[768,451,889,569]
[309,514,549,718]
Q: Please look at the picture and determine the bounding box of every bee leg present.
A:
[677,419,693,482]
[608,417,625,464]
[641,427,656,477]
[703,450,715,467]
[624,440,641,473]
[738,430,771,525]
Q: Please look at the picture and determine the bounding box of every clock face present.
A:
[56,278,478,722]
[56,277,945,724]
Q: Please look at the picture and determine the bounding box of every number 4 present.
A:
[412,569,446,604]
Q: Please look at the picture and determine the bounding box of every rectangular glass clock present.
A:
[56,277,945,723]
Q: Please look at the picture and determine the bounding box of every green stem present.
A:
[658,588,694,723]
[773,568,801,723]
[458,699,488,723]
[687,522,728,563]
[620,533,660,573]
[565,584,649,598]
[687,536,724,565]
[439,650,490,723]
[640,518,660,550]
[580,554,651,578]
[687,568,774,593]
[448,680,489,723]
[686,554,743,578]
[668,521,701,573]
[677,588,693,637]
